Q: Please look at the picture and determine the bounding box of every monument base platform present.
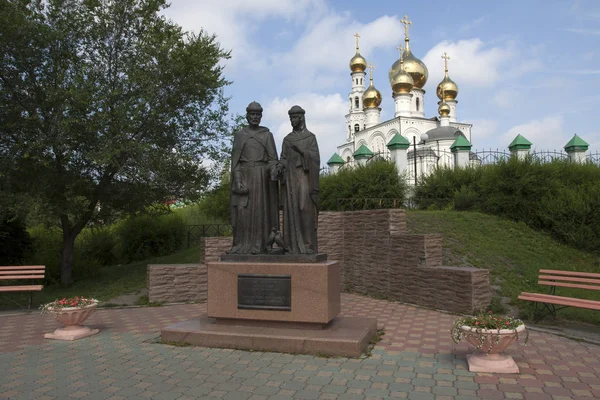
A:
[161,316,378,357]
[220,253,328,263]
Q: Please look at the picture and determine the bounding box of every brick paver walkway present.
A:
[1,293,599,399]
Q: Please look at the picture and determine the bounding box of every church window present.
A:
[416,97,420,111]
[348,125,351,134]
[354,97,359,108]
[354,124,360,132]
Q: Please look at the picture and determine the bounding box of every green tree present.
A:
[0,0,232,285]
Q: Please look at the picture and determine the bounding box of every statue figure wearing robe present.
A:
[280,105,320,254]
[229,102,279,254]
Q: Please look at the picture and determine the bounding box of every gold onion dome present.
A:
[391,45,414,94]
[438,101,451,117]
[389,16,428,89]
[350,33,367,72]
[437,53,458,100]
[363,63,382,108]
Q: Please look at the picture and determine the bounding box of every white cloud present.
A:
[269,14,403,90]
[469,119,498,143]
[562,28,600,35]
[262,93,348,163]
[162,0,326,70]
[422,39,541,92]
[492,89,518,109]
[500,116,568,151]
[458,16,486,34]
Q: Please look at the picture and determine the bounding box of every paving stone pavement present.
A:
[1,293,599,399]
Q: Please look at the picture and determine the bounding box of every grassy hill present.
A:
[406,211,600,325]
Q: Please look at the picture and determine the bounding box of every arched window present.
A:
[347,156,351,163]
[416,97,420,111]
[360,78,363,85]
[354,97,359,108]
[348,125,351,134]
[354,124,360,132]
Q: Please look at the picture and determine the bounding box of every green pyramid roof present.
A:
[450,135,472,151]
[387,133,410,150]
[564,134,589,152]
[508,134,532,150]
[326,153,345,165]
[353,144,374,159]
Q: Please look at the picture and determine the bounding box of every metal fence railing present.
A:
[187,224,231,248]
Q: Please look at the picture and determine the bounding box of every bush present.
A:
[25,226,63,283]
[77,227,117,267]
[114,212,186,262]
[0,215,32,265]
[415,157,600,252]
[197,176,230,223]
[320,160,407,210]
[414,166,481,210]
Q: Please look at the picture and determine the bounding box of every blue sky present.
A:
[163,0,600,161]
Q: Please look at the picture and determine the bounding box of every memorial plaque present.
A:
[238,274,291,310]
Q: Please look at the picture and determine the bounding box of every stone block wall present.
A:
[317,209,491,314]
[148,209,491,313]
[147,264,207,303]
[199,237,232,264]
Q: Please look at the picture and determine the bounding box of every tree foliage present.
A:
[0,0,232,284]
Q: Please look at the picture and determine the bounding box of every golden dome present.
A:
[363,84,382,108]
[391,65,414,94]
[363,63,382,108]
[436,75,458,100]
[389,40,428,89]
[437,52,458,100]
[438,101,450,117]
[350,52,367,72]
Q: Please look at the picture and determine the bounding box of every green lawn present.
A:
[0,245,201,310]
[406,211,600,324]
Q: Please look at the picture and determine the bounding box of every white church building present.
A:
[328,16,474,182]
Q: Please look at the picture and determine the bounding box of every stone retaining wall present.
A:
[147,264,207,303]
[147,209,491,313]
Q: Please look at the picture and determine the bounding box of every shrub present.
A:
[0,214,32,265]
[320,160,407,210]
[415,157,600,252]
[197,176,230,223]
[25,226,63,283]
[414,166,481,210]
[114,212,186,262]
[77,227,117,267]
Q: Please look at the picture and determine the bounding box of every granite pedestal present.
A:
[161,259,378,357]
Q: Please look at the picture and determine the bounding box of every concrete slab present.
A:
[161,316,377,357]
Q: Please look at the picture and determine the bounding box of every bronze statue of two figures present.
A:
[229,102,320,257]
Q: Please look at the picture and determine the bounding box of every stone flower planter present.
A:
[460,324,526,373]
[44,303,99,341]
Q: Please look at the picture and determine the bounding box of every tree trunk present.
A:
[60,232,77,286]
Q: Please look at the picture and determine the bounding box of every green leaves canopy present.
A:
[0,0,232,284]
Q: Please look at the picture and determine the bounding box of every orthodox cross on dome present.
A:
[354,32,360,51]
[442,52,450,73]
[396,43,404,57]
[400,15,412,39]
[397,44,406,69]
[368,62,375,83]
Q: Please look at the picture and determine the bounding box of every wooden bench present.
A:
[0,265,46,309]
[519,269,600,321]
